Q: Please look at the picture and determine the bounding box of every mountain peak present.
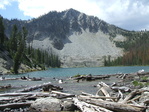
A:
[3,9,126,67]
[63,8,81,19]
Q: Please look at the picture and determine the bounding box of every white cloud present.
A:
[0,0,12,9]
[1,0,149,30]
[17,0,98,18]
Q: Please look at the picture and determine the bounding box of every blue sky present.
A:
[0,0,149,31]
[0,1,31,20]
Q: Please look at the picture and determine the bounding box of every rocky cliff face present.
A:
[3,8,127,67]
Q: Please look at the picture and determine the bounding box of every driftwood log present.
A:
[0,92,50,97]
[0,102,32,110]
[119,89,143,103]
[77,95,146,112]
[51,91,75,99]
[82,92,118,100]
[17,82,63,92]
[73,98,113,112]
[73,74,110,81]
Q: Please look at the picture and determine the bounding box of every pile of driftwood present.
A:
[74,82,148,112]
[0,81,148,112]
[0,71,149,112]
[0,82,63,111]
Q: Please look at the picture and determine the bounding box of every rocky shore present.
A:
[0,71,149,112]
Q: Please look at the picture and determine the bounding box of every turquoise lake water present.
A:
[1,66,149,94]
[15,66,149,78]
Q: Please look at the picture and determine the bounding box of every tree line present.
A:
[0,17,61,74]
[105,31,149,66]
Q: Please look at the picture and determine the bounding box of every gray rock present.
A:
[30,97,62,112]
[62,100,78,111]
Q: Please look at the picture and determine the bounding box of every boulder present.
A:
[30,97,62,112]
[62,100,78,111]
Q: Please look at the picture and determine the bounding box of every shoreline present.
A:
[0,71,149,111]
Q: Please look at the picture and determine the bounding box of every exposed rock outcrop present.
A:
[2,8,128,67]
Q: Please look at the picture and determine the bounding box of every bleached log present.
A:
[81,94,117,101]
[0,92,50,104]
[127,95,141,104]
[117,90,124,102]
[73,98,113,112]
[0,102,32,110]
[51,91,75,99]
[120,90,141,103]
[111,86,131,92]
[0,92,50,97]
[121,74,127,79]
[17,82,62,92]
[97,81,110,88]
[81,92,95,96]
[100,87,111,97]
[78,95,146,112]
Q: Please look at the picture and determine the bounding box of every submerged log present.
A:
[73,74,110,81]
[78,95,146,112]
[0,84,11,89]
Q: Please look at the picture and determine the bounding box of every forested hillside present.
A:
[0,17,60,74]
[105,31,149,66]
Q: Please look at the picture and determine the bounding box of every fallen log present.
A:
[81,92,95,97]
[120,90,142,103]
[51,91,75,99]
[78,95,146,112]
[0,92,50,97]
[96,82,114,101]
[117,90,124,102]
[73,74,110,81]
[81,93,118,101]
[111,86,131,92]
[0,92,50,104]
[0,84,11,89]
[73,98,113,112]
[0,102,32,110]
[17,82,63,92]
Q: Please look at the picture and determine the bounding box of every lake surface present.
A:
[7,66,149,78]
[1,66,149,94]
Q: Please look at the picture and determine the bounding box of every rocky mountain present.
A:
[3,8,128,67]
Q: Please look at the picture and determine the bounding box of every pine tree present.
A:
[13,27,27,74]
[8,25,18,55]
[0,17,5,45]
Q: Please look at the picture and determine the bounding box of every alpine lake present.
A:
[1,66,149,94]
